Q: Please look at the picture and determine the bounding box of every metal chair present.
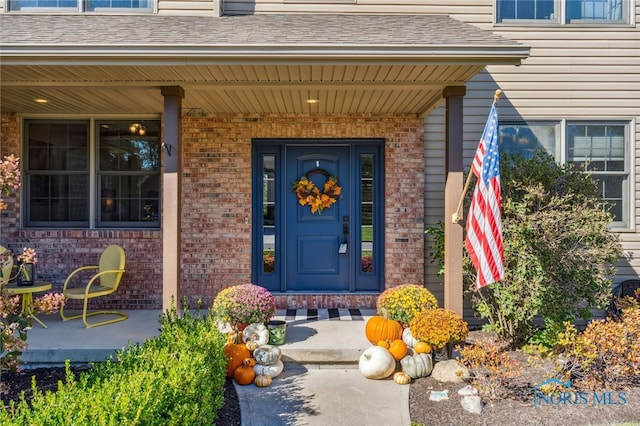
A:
[60,245,127,328]
[0,246,13,286]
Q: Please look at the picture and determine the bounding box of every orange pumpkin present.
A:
[365,310,403,345]
[414,341,432,354]
[224,342,251,377]
[388,339,408,361]
[377,340,390,349]
[233,358,257,385]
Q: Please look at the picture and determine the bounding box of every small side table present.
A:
[5,281,53,328]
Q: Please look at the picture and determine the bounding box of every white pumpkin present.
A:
[253,359,284,378]
[358,346,396,380]
[253,345,282,365]
[402,327,419,348]
[242,323,270,346]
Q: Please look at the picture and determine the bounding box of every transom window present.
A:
[496,0,629,24]
[23,119,161,228]
[7,0,152,12]
[498,120,631,228]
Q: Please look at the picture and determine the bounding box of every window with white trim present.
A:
[498,120,631,228]
[23,119,161,228]
[7,0,152,12]
[496,0,630,24]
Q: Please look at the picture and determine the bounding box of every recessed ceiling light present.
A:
[34,98,49,104]
[306,98,320,104]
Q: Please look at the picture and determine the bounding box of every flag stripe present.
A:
[465,103,504,289]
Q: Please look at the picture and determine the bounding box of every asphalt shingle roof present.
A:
[1,14,522,47]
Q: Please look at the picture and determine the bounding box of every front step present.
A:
[272,309,375,365]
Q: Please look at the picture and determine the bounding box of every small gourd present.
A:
[253,359,284,378]
[413,341,432,354]
[233,358,257,385]
[377,340,390,349]
[245,340,261,352]
[393,371,412,385]
[400,352,433,379]
[253,345,282,365]
[388,339,408,361]
[254,374,273,387]
[243,323,270,346]
[402,327,419,348]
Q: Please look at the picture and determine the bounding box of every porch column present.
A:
[161,86,184,312]
[442,86,466,316]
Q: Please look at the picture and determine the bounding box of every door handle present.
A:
[340,219,349,254]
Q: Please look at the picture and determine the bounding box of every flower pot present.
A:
[235,323,249,332]
[17,263,35,286]
[267,320,287,345]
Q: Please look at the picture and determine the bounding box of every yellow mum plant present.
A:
[409,308,469,349]
[376,284,438,325]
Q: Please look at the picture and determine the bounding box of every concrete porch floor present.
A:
[20,308,377,367]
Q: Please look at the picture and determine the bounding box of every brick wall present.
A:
[1,112,425,310]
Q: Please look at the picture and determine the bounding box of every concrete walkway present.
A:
[20,309,411,426]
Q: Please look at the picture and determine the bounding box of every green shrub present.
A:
[0,305,228,425]
[423,153,621,346]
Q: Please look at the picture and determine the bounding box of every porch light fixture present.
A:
[34,98,49,104]
[129,123,146,136]
[305,98,320,104]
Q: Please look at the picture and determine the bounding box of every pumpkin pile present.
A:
[224,323,284,387]
[359,311,434,384]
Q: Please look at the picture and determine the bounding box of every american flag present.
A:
[465,103,504,289]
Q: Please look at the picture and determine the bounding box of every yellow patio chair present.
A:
[60,245,127,328]
[0,246,13,286]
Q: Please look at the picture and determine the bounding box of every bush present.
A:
[0,304,228,424]
[555,299,640,391]
[458,342,522,400]
[470,153,621,345]
[376,284,438,325]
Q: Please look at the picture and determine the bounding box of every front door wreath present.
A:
[291,168,341,214]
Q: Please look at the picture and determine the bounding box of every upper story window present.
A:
[23,119,161,229]
[496,0,630,24]
[7,0,152,12]
[498,120,632,229]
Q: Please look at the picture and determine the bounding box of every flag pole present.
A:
[451,89,502,223]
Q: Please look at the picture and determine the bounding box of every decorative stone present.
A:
[461,395,483,414]
[430,359,470,383]
[429,390,449,401]
[458,384,478,396]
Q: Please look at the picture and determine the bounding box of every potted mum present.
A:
[212,283,276,330]
[408,308,469,360]
[376,283,438,326]
[16,247,38,286]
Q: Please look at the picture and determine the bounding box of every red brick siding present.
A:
[2,112,425,310]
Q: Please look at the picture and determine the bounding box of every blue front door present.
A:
[252,140,384,294]
[285,146,351,291]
